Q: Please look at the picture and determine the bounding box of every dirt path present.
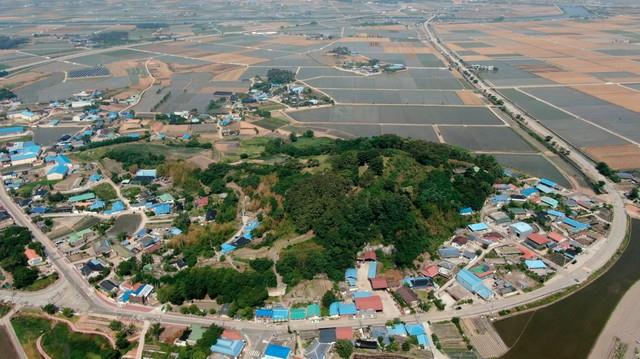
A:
[36,335,53,359]
[42,313,116,348]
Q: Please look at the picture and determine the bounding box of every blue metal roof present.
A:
[256,308,273,318]
[152,203,171,215]
[211,338,245,357]
[539,178,557,188]
[524,260,547,270]
[511,222,533,234]
[547,209,565,218]
[272,307,289,321]
[0,126,24,135]
[329,302,340,317]
[136,169,157,177]
[417,334,429,347]
[405,323,425,336]
[468,222,488,232]
[540,196,559,208]
[221,243,236,254]
[459,207,473,215]
[563,217,590,232]
[521,187,538,197]
[457,269,493,300]
[10,153,37,161]
[338,302,357,316]
[47,164,68,175]
[352,291,372,299]
[264,344,291,359]
[89,200,105,210]
[367,261,377,279]
[387,324,406,336]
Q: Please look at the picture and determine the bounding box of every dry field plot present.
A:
[583,144,640,170]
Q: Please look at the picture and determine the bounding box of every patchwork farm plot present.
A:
[435,16,640,169]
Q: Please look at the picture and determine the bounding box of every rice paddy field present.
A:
[0,1,582,183]
[435,16,640,169]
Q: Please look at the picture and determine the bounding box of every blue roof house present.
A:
[468,223,488,232]
[524,260,547,270]
[211,338,245,358]
[521,187,538,198]
[338,302,357,316]
[456,269,493,300]
[540,196,559,208]
[405,323,426,336]
[272,307,289,322]
[345,268,357,287]
[367,261,378,279]
[387,324,407,337]
[459,207,473,216]
[539,178,558,189]
[255,308,273,319]
[263,344,291,359]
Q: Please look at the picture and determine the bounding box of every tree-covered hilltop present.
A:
[155,135,502,310]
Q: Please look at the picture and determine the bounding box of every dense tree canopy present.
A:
[266,68,295,84]
[0,35,28,49]
[162,135,501,301]
[0,226,39,288]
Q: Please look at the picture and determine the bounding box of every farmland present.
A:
[435,16,640,169]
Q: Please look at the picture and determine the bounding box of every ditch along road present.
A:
[0,24,629,334]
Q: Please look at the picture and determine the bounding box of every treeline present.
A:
[0,226,42,288]
[0,35,28,49]
[135,23,167,29]
[0,88,16,101]
[156,259,276,317]
[91,31,129,45]
[77,135,144,150]
[104,146,165,169]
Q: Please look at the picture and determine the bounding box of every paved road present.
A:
[0,17,630,337]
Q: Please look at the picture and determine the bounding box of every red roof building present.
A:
[221,329,243,341]
[548,232,565,243]
[422,265,439,278]
[360,251,377,261]
[517,245,537,260]
[335,327,353,340]
[195,197,209,208]
[370,277,388,290]
[354,296,383,312]
[526,233,550,248]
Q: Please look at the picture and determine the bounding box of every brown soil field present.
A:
[382,44,432,54]
[461,55,491,61]
[200,52,266,65]
[0,71,47,89]
[457,90,485,105]
[535,71,601,84]
[213,66,247,81]
[147,60,173,81]
[186,150,215,169]
[573,84,640,112]
[583,144,640,170]
[339,37,392,43]
[263,35,326,46]
[105,59,147,77]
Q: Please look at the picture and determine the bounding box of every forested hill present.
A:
[154,135,502,311]
[204,135,500,281]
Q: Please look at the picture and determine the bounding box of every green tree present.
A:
[335,340,353,359]
[42,304,57,314]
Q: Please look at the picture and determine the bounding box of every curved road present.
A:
[0,17,629,335]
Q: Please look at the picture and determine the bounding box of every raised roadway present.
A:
[0,17,629,334]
